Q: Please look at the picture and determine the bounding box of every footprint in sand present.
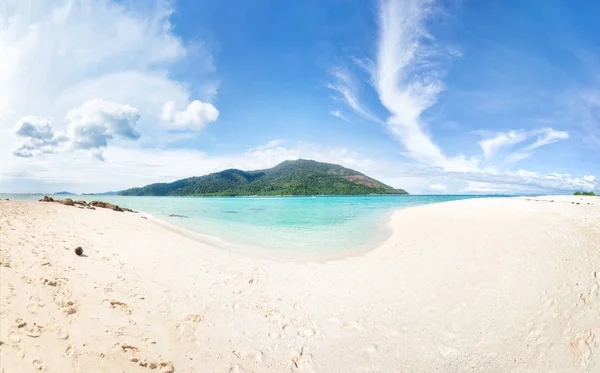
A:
[232,349,264,363]
[25,324,43,338]
[106,299,131,315]
[32,358,44,371]
[125,351,174,373]
[9,343,25,359]
[176,314,203,342]
[41,278,59,287]
[437,345,460,359]
[120,344,140,353]
[59,301,77,316]
[26,297,45,315]
[15,318,26,328]
[0,252,12,268]
[297,329,316,338]
[64,344,74,357]
[21,276,34,284]
[7,283,15,298]
[269,332,285,340]
[56,327,69,340]
[342,320,364,332]
[569,329,598,368]
[8,331,21,344]
[365,344,379,354]
[291,346,314,372]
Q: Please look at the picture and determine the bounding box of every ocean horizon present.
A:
[2,194,502,254]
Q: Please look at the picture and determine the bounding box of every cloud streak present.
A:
[371,0,481,174]
[327,68,381,123]
[480,128,569,163]
[375,0,446,166]
[330,110,352,123]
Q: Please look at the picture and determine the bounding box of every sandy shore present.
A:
[1,196,598,372]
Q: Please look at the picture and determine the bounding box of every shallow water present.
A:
[2,194,500,253]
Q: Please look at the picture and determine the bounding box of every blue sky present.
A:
[0,0,598,194]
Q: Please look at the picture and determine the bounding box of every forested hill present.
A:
[118,159,408,196]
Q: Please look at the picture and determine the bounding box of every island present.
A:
[118,159,408,196]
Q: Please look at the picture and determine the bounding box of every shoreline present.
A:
[0,193,437,261]
[142,206,396,262]
[1,194,407,261]
[1,195,598,372]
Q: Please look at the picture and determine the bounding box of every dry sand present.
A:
[0,195,598,372]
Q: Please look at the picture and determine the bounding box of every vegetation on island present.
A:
[118,159,408,197]
[574,191,596,196]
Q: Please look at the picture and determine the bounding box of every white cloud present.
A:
[480,128,569,163]
[461,174,591,194]
[14,117,55,140]
[375,0,446,167]
[327,68,381,123]
[330,110,352,123]
[371,0,483,174]
[428,183,447,192]
[480,130,529,159]
[66,99,141,159]
[13,99,141,161]
[583,175,595,182]
[250,139,285,151]
[13,117,68,158]
[447,47,463,59]
[161,100,219,130]
[563,89,600,148]
[462,182,502,193]
[13,137,66,158]
[526,129,569,149]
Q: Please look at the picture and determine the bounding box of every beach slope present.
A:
[1,196,598,372]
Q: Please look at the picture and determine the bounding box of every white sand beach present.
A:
[1,196,599,373]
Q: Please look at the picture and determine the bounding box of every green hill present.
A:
[118,159,408,196]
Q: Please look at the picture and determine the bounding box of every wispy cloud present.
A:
[479,128,569,163]
[479,131,529,159]
[330,110,352,123]
[563,89,600,148]
[369,0,575,176]
[321,0,595,194]
[374,0,446,166]
[327,68,381,123]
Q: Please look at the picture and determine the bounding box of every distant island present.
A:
[54,191,74,195]
[118,159,409,196]
[82,191,119,196]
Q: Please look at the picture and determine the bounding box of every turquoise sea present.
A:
[1,194,499,255]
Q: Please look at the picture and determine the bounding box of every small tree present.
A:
[574,191,596,196]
